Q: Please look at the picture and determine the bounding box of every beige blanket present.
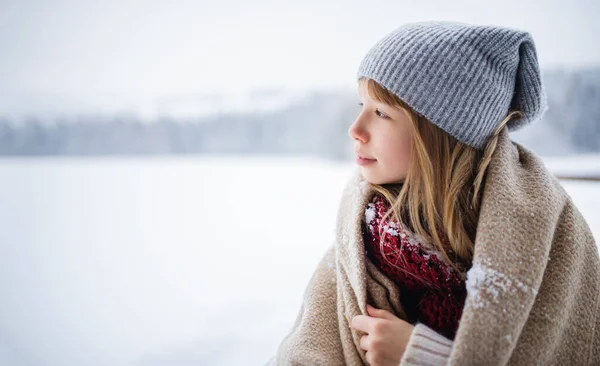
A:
[275,128,600,365]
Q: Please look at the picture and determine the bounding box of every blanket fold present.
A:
[275,128,600,365]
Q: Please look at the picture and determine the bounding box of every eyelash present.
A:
[357,102,389,119]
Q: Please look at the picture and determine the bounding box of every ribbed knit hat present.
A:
[356,21,548,150]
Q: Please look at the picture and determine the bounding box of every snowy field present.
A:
[0,155,598,366]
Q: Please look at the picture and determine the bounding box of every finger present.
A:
[359,334,371,351]
[365,351,377,366]
[366,304,397,321]
[351,315,373,333]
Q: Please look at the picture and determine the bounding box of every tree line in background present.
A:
[0,67,598,160]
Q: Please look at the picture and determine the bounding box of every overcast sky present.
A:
[0,0,598,115]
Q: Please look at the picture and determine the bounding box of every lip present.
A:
[356,155,377,166]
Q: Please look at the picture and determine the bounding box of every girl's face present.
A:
[348,81,413,185]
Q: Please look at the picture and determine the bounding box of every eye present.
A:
[375,109,389,119]
[357,103,390,119]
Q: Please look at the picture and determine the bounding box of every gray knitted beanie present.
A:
[356,21,548,150]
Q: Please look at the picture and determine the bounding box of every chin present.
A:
[360,169,405,185]
[360,169,383,185]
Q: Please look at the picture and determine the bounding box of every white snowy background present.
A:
[1,0,599,365]
[0,156,598,366]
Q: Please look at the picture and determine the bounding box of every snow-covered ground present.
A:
[0,155,597,366]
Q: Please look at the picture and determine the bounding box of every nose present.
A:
[348,117,368,144]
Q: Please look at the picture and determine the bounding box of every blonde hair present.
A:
[360,77,523,284]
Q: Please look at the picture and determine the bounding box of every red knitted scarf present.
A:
[361,193,467,340]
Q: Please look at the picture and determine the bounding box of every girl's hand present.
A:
[351,304,415,366]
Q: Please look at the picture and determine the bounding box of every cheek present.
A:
[391,134,412,164]
[398,147,411,172]
[402,137,412,161]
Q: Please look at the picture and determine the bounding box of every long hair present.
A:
[360,77,523,282]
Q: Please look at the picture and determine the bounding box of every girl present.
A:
[274,21,599,365]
